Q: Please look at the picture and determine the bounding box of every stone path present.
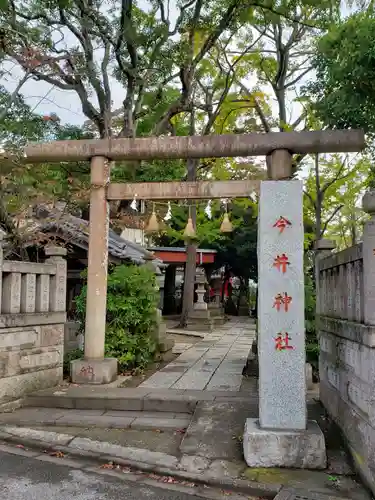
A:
[140,318,256,391]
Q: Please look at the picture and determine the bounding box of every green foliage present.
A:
[75,264,159,372]
[0,86,93,251]
[308,13,375,137]
[63,348,83,376]
[303,153,369,248]
[305,270,319,367]
[157,197,258,282]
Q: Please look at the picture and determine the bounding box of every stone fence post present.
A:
[45,246,67,313]
[314,239,336,317]
[362,190,375,325]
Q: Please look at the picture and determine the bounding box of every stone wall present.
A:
[318,317,375,491]
[316,191,375,494]
[0,239,67,406]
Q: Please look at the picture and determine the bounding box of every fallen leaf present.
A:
[101,462,114,469]
[328,475,338,482]
[50,451,65,458]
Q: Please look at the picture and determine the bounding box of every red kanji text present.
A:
[273,292,292,312]
[273,216,291,233]
[273,253,290,273]
[274,332,294,351]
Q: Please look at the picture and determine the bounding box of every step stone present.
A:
[23,388,255,414]
[0,407,191,431]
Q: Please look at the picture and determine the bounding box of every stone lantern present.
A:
[194,267,208,310]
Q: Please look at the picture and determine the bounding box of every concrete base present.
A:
[70,358,118,385]
[186,309,226,332]
[159,338,174,353]
[243,418,327,469]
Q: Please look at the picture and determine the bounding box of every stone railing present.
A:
[316,191,375,495]
[317,242,364,322]
[0,235,66,407]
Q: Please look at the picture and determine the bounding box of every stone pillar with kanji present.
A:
[243,151,326,469]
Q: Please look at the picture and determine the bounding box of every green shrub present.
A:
[75,264,159,372]
[305,272,319,369]
[63,348,83,376]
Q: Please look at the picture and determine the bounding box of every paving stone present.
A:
[140,372,182,389]
[105,410,190,419]
[60,409,105,417]
[207,459,245,478]
[104,410,161,418]
[180,401,256,460]
[143,394,196,413]
[57,414,135,428]
[140,318,254,392]
[131,416,190,430]
[0,407,67,425]
[24,395,75,409]
[78,397,144,411]
[179,454,210,473]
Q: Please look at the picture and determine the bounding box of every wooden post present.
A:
[71,156,118,384]
[85,156,110,359]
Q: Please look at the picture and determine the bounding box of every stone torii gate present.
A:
[24,129,365,469]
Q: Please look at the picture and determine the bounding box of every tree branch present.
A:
[321,205,344,236]
[303,189,316,210]
[0,70,30,122]
[321,157,348,194]
[236,80,271,133]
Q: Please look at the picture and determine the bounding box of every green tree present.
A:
[0,0,249,139]
[308,13,375,136]
[231,0,339,131]
[304,153,369,249]
[0,85,93,256]
[157,195,258,282]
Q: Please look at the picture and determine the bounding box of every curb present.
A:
[0,427,280,499]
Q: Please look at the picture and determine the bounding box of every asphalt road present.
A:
[0,450,225,500]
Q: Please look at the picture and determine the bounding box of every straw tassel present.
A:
[145,203,160,233]
[183,217,196,238]
[220,202,233,233]
[183,205,196,239]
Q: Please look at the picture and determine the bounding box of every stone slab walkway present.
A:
[141,318,256,391]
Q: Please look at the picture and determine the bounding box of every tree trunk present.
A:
[314,154,323,241]
[350,210,357,245]
[179,157,198,327]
